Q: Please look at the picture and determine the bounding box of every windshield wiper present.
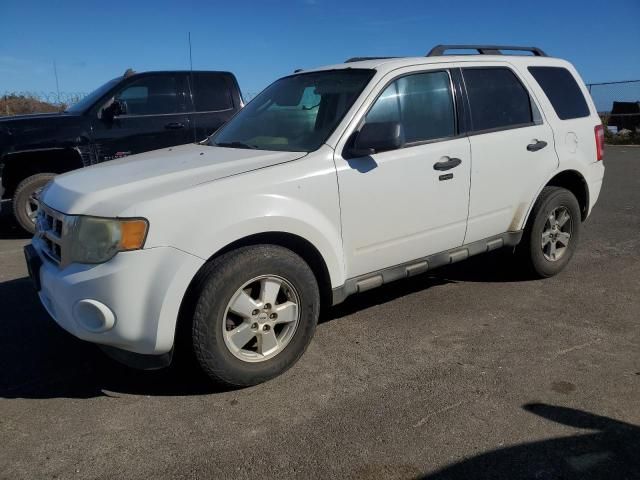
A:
[214,141,258,150]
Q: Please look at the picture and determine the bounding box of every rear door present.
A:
[91,73,191,162]
[335,67,472,278]
[187,72,239,141]
[461,64,558,243]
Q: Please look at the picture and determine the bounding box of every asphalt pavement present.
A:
[1,146,638,479]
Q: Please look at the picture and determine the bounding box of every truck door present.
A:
[187,72,239,141]
[91,73,191,162]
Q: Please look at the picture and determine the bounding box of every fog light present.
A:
[73,299,116,332]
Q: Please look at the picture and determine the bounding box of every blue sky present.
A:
[1,0,639,102]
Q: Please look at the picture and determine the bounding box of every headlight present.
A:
[68,216,149,264]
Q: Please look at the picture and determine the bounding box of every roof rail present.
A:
[427,45,547,57]
[344,56,401,63]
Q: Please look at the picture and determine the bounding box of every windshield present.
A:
[65,77,121,113]
[211,69,374,152]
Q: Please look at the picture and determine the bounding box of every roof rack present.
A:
[344,56,400,63]
[427,45,547,57]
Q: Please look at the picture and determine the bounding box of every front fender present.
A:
[138,149,346,288]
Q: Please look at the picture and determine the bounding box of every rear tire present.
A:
[517,186,581,278]
[13,173,56,234]
[191,245,320,387]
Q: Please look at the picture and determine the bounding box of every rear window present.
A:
[192,74,233,112]
[462,67,534,132]
[528,67,590,120]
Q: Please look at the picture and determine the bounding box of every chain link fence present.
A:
[586,80,640,144]
[1,90,263,117]
[3,80,639,144]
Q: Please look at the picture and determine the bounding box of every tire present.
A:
[13,173,56,234]
[191,245,320,387]
[517,186,581,278]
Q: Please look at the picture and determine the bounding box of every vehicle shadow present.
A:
[418,403,640,479]
[0,277,228,399]
[1,250,533,399]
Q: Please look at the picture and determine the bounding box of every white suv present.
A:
[25,45,605,386]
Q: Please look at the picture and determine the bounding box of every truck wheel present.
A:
[518,186,581,278]
[13,173,56,234]
[191,245,320,387]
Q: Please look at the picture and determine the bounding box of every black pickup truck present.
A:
[0,70,243,232]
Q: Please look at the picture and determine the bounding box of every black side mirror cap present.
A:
[347,121,403,158]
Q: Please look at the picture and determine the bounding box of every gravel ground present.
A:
[1,146,638,479]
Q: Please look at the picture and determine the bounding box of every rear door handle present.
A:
[165,122,185,130]
[433,157,462,171]
[527,140,548,152]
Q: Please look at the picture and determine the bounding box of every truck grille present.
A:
[35,204,68,266]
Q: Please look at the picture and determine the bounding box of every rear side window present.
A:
[366,70,456,143]
[192,74,233,112]
[463,67,533,132]
[528,67,590,120]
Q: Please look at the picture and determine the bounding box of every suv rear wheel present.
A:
[13,173,56,233]
[191,245,320,387]
[518,186,581,278]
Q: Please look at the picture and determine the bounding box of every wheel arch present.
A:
[522,169,590,229]
[173,231,335,357]
[545,170,589,221]
[1,148,84,198]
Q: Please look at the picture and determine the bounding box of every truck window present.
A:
[365,71,455,144]
[528,66,590,120]
[192,74,233,112]
[462,67,534,132]
[116,76,179,115]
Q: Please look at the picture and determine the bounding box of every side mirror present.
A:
[348,121,403,157]
[101,99,127,122]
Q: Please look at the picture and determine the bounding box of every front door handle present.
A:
[433,157,462,171]
[165,122,185,130]
[527,140,548,152]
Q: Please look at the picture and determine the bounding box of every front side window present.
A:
[365,70,456,144]
[528,66,590,120]
[211,69,374,152]
[115,76,179,115]
[463,67,534,132]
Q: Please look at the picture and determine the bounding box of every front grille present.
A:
[35,204,68,266]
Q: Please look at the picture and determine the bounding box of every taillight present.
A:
[595,124,604,161]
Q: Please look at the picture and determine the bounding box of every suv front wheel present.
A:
[518,186,582,278]
[191,245,320,387]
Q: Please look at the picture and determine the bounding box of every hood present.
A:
[42,143,307,216]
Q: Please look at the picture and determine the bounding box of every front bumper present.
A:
[28,243,204,355]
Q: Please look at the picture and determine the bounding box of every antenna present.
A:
[53,60,61,106]
[188,32,198,144]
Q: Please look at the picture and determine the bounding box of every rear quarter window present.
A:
[528,67,590,120]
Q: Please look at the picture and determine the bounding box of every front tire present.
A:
[13,173,56,234]
[518,186,581,278]
[191,245,320,387]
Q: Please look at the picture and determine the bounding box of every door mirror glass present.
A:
[349,121,404,157]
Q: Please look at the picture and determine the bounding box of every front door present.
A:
[91,73,191,163]
[335,68,471,278]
